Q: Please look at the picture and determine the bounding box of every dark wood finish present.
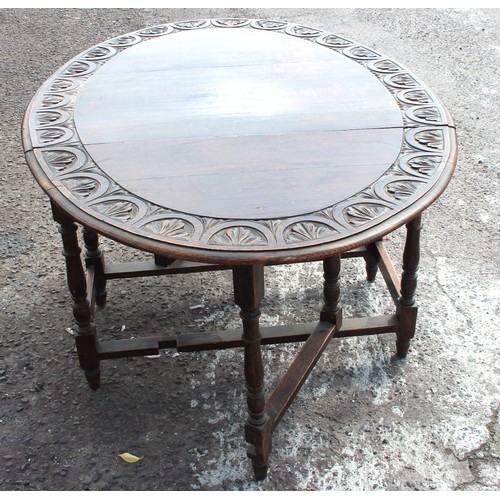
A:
[21,19,458,481]
[82,228,107,308]
[364,242,380,282]
[397,215,422,357]
[267,321,335,428]
[51,202,100,390]
[341,248,368,259]
[96,314,400,360]
[104,260,230,279]
[23,19,457,264]
[153,254,176,267]
[82,128,402,220]
[98,337,160,360]
[232,265,271,480]
[375,240,402,305]
[104,251,363,282]
[337,314,399,337]
[76,27,403,206]
[400,215,422,307]
[320,255,343,326]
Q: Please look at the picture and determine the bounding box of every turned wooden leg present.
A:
[364,242,380,282]
[82,227,107,308]
[233,265,272,480]
[397,214,422,357]
[320,254,343,328]
[51,203,100,390]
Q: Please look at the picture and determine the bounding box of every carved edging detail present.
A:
[343,45,381,60]
[35,109,71,127]
[250,19,290,31]
[316,33,353,48]
[405,105,446,125]
[34,126,73,147]
[398,152,443,178]
[36,146,87,175]
[59,172,110,202]
[343,202,390,227]
[281,219,340,244]
[136,212,204,242]
[28,18,454,252]
[211,18,251,28]
[285,24,324,37]
[87,195,149,226]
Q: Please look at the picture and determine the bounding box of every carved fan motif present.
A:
[348,46,380,59]
[317,34,352,47]
[37,128,65,144]
[413,107,442,123]
[370,59,402,73]
[387,73,418,88]
[41,94,65,107]
[400,89,432,104]
[63,61,91,76]
[287,25,322,37]
[284,222,337,243]
[173,20,210,29]
[252,20,288,30]
[37,111,62,124]
[106,34,141,46]
[63,178,98,198]
[82,46,113,60]
[212,18,250,27]
[385,181,420,201]
[344,204,388,227]
[49,79,75,92]
[138,26,171,36]
[143,219,194,240]
[414,130,444,150]
[93,200,137,222]
[406,155,441,176]
[209,227,267,246]
[44,150,77,171]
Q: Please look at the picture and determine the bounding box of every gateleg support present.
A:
[364,241,381,282]
[397,304,418,357]
[245,416,273,480]
[320,254,343,328]
[232,265,273,480]
[396,214,422,357]
[51,201,101,390]
[83,227,107,308]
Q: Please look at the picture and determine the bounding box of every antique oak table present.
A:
[22,19,457,479]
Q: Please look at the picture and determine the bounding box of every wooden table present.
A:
[22,18,457,479]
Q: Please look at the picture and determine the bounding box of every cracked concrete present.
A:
[0,7,499,491]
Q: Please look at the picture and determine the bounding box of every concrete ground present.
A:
[0,7,498,491]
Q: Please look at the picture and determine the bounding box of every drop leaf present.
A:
[118,453,143,463]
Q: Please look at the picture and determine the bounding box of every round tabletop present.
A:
[22,18,457,265]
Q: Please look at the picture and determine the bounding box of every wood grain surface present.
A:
[74,29,402,219]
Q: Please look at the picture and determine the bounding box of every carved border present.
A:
[27,18,455,252]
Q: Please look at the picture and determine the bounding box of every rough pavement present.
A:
[0,8,499,491]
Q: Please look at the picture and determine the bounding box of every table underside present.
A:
[50,198,420,479]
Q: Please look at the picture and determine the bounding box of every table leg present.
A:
[51,202,100,390]
[232,265,272,480]
[82,227,107,308]
[320,254,343,327]
[397,214,422,357]
[364,242,380,282]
